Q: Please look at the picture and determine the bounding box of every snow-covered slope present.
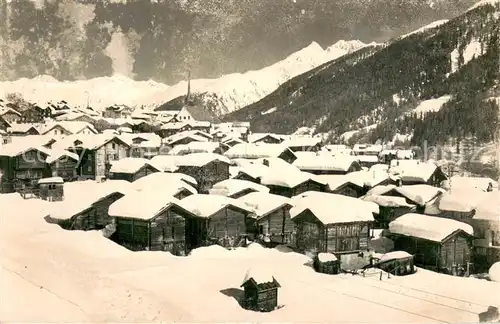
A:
[138,40,372,115]
[0,40,370,115]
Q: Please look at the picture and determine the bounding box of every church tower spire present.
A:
[184,70,192,105]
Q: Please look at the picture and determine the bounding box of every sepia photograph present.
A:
[0,0,499,322]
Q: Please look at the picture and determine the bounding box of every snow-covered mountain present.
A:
[0,39,371,115]
[143,40,373,115]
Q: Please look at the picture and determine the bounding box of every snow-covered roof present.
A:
[390,160,440,183]
[175,153,231,167]
[260,169,325,188]
[0,141,51,158]
[231,163,271,180]
[378,251,413,263]
[362,194,415,208]
[181,194,254,218]
[109,157,158,174]
[241,267,277,286]
[46,149,79,164]
[209,179,270,197]
[108,190,192,220]
[160,122,190,130]
[292,155,358,172]
[389,213,474,242]
[318,253,338,262]
[290,192,377,225]
[51,134,130,151]
[48,180,132,221]
[282,137,321,148]
[438,188,489,213]
[315,174,356,191]
[224,143,293,160]
[7,123,40,134]
[164,131,209,145]
[40,121,97,135]
[448,176,497,191]
[473,191,500,222]
[117,126,133,133]
[345,170,389,188]
[131,173,198,195]
[356,155,379,163]
[148,155,179,172]
[394,185,445,206]
[238,191,292,218]
[38,177,64,185]
[168,141,221,155]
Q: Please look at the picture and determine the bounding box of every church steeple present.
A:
[184,70,193,105]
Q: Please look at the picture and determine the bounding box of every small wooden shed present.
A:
[38,176,64,201]
[181,194,255,248]
[240,268,281,312]
[238,192,294,245]
[290,192,377,256]
[109,191,205,255]
[108,158,160,182]
[389,213,474,275]
[314,252,341,275]
[175,153,231,193]
[374,251,415,276]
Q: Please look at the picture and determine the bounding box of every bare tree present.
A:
[5,92,30,112]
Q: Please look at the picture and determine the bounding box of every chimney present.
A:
[263,159,269,167]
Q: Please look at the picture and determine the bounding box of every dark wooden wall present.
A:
[207,206,247,247]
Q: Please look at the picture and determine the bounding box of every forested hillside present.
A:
[225,2,500,147]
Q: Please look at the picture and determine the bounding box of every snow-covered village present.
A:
[1,0,500,323]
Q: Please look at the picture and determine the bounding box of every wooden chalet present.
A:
[240,268,281,312]
[181,194,255,248]
[164,131,209,147]
[318,175,365,198]
[357,155,380,168]
[437,188,488,222]
[389,213,474,276]
[175,153,231,193]
[21,105,49,123]
[248,133,283,144]
[37,177,64,202]
[371,184,444,214]
[282,137,322,152]
[373,251,416,276]
[40,121,97,136]
[0,116,11,132]
[224,143,297,164]
[109,191,205,255]
[260,170,327,198]
[56,135,131,180]
[46,149,79,181]
[209,179,270,199]
[292,154,361,175]
[132,175,197,200]
[7,124,41,136]
[313,253,341,275]
[238,192,294,245]
[108,157,160,182]
[102,104,134,118]
[157,122,193,138]
[231,162,271,184]
[0,144,50,193]
[290,192,377,257]
[0,107,22,124]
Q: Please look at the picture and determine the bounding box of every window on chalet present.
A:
[48,184,56,190]
[112,143,116,149]
[114,154,119,160]
[476,227,486,239]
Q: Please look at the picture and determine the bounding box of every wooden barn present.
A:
[238,192,294,245]
[157,122,193,138]
[37,177,64,202]
[292,154,361,175]
[240,268,281,312]
[370,184,444,214]
[0,144,50,193]
[248,133,283,144]
[437,188,487,222]
[6,124,40,136]
[175,153,231,193]
[318,175,365,198]
[109,191,205,255]
[45,184,128,231]
[224,143,297,164]
[373,251,416,276]
[181,194,255,248]
[389,213,474,276]
[231,162,271,184]
[108,157,160,182]
[260,170,327,198]
[46,149,79,181]
[209,179,270,199]
[290,192,377,257]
